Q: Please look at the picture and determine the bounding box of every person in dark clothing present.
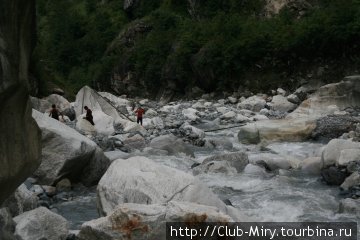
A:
[49,104,62,121]
[83,106,95,125]
[134,106,145,126]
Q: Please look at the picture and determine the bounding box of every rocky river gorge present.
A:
[1,76,360,239]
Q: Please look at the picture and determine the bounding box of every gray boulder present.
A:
[32,110,110,186]
[193,152,249,175]
[149,134,194,157]
[78,201,234,240]
[238,124,260,144]
[2,184,38,217]
[14,207,69,240]
[0,0,42,205]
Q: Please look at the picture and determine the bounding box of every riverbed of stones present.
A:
[1,80,360,240]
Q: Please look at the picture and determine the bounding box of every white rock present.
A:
[180,123,205,139]
[237,96,266,112]
[221,111,236,119]
[252,114,269,121]
[191,101,205,109]
[120,120,147,135]
[204,102,213,107]
[104,151,130,162]
[77,110,115,136]
[145,109,158,118]
[97,157,229,216]
[337,149,360,167]
[14,207,69,240]
[139,99,149,105]
[269,95,297,112]
[228,97,238,104]
[216,107,228,114]
[235,114,250,123]
[321,139,360,169]
[182,108,199,121]
[277,88,286,96]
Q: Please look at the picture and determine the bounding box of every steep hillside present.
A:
[34,0,360,99]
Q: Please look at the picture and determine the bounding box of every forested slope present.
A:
[34,0,360,98]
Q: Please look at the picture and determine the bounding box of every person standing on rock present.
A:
[134,106,145,126]
[83,106,95,125]
[49,104,62,121]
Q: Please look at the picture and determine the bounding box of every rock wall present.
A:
[0,0,41,204]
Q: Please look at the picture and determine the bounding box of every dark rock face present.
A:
[0,0,41,204]
[321,167,348,186]
[312,115,359,141]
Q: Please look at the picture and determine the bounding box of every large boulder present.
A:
[2,184,38,217]
[193,152,249,175]
[321,166,347,186]
[32,110,110,186]
[149,134,194,157]
[0,0,42,205]
[321,139,360,169]
[78,201,233,240]
[74,86,124,123]
[0,208,16,240]
[14,207,69,240]
[237,96,266,112]
[97,157,230,217]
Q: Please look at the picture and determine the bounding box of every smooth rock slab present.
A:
[97,157,229,217]
[14,207,69,240]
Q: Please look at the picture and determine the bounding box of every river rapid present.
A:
[53,126,359,231]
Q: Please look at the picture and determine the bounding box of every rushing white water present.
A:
[53,126,359,231]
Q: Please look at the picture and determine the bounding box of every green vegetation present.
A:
[34,0,360,97]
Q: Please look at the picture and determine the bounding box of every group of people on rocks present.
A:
[49,103,145,126]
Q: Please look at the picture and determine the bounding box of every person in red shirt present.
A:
[134,106,145,125]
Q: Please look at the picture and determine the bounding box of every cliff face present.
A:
[0,0,41,204]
